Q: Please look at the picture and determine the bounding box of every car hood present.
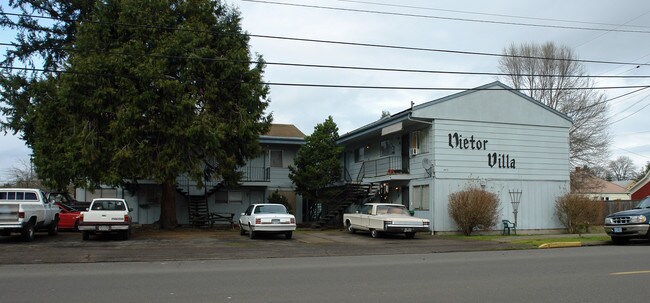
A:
[607,208,650,217]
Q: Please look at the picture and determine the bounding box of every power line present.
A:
[3,42,650,79]
[4,66,650,91]
[613,146,650,160]
[608,94,650,125]
[3,12,650,67]
[331,0,650,30]
[241,0,650,34]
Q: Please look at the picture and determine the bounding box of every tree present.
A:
[608,156,637,181]
[7,158,43,189]
[634,162,650,182]
[499,42,610,166]
[289,116,344,204]
[1,0,271,229]
[380,110,390,119]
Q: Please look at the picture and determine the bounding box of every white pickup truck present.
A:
[343,203,430,238]
[0,188,59,241]
[78,198,132,240]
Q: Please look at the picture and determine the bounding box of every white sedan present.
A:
[239,204,296,239]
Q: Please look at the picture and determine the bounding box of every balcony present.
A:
[238,166,270,182]
[356,156,407,181]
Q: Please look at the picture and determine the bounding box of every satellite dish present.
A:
[422,158,433,177]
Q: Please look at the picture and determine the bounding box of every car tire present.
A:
[248,224,256,239]
[285,231,292,239]
[82,231,90,241]
[611,236,629,245]
[239,222,246,236]
[405,232,415,239]
[22,221,35,242]
[371,229,380,238]
[48,219,59,236]
[73,220,79,231]
[346,221,355,234]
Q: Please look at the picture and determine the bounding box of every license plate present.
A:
[272,219,280,224]
[613,227,622,233]
[98,226,110,231]
[404,228,413,232]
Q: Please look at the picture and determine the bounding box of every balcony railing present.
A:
[356,156,405,181]
[238,166,270,182]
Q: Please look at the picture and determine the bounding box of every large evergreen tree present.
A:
[289,116,343,204]
[1,0,271,229]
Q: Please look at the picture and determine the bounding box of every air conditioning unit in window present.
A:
[410,148,419,156]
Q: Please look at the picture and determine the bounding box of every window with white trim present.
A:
[412,185,430,210]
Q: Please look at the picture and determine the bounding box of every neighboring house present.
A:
[572,169,630,201]
[76,124,306,225]
[629,171,650,200]
[335,81,572,233]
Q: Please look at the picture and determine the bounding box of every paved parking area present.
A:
[0,228,526,264]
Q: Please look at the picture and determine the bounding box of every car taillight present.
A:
[255,218,261,224]
[18,212,25,219]
[124,214,129,221]
[79,213,84,222]
[290,218,295,224]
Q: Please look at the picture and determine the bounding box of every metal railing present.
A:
[355,156,404,181]
[238,166,270,182]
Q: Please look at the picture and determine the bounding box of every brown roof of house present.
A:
[584,175,628,194]
[264,124,306,138]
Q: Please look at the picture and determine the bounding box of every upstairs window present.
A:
[380,140,395,157]
[270,150,283,168]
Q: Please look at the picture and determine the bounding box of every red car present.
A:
[55,202,82,230]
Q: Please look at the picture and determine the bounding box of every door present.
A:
[401,135,410,173]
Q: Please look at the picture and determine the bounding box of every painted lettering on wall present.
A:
[448,132,516,169]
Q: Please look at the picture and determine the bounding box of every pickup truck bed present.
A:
[78,198,132,240]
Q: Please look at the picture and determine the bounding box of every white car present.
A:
[239,204,296,239]
[343,203,430,238]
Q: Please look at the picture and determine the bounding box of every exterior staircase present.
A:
[311,182,379,229]
[175,175,224,227]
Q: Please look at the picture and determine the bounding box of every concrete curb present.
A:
[538,242,582,249]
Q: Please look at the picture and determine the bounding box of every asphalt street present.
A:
[0,227,529,264]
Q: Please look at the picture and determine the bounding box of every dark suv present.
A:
[604,196,650,245]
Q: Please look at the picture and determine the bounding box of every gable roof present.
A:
[582,175,629,194]
[629,171,650,194]
[413,81,572,123]
[339,81,572,143]
[260,124,306,145]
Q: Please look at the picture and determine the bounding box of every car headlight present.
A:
[604,217,613,225]
[630,215,647,224]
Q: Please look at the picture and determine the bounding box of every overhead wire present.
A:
[3,12,650,67]
[241,0,650,34]
[2,42,650,80]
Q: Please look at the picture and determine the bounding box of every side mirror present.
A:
[129,208,133,212]
[240,213,245,216]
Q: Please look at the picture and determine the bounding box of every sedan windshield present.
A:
[255,205,287,214]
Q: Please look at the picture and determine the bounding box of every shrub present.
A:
[448,186,500,236]
[268,190,293,214]
[555,194,602,234]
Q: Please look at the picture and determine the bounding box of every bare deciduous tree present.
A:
[608,156,637,181]
[499,42,610,166]
[7,159,43,189]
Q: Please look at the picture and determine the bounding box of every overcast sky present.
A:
[2,0,650,183]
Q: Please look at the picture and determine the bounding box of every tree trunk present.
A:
[159,179,178,229]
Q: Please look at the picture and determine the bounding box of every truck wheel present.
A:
[371,229,380,238]
[405,232,415,239]
[122,230,130,240]
[346,221,355,234]
[48,219,59,236]
[611,236,629,245]
[82,231,90,241]
[285,231,293,239]
[22,221,35,242]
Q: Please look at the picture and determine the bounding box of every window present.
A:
[380,140,395,156]
[229,191,243,203]
[354,147,364,162]
[411,129,429,153]
[412,185,430,210]
[270,150,283,168]
[25,192,37,200]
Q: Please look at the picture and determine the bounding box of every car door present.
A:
[359,205,372,230]
[240,205,255,230]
